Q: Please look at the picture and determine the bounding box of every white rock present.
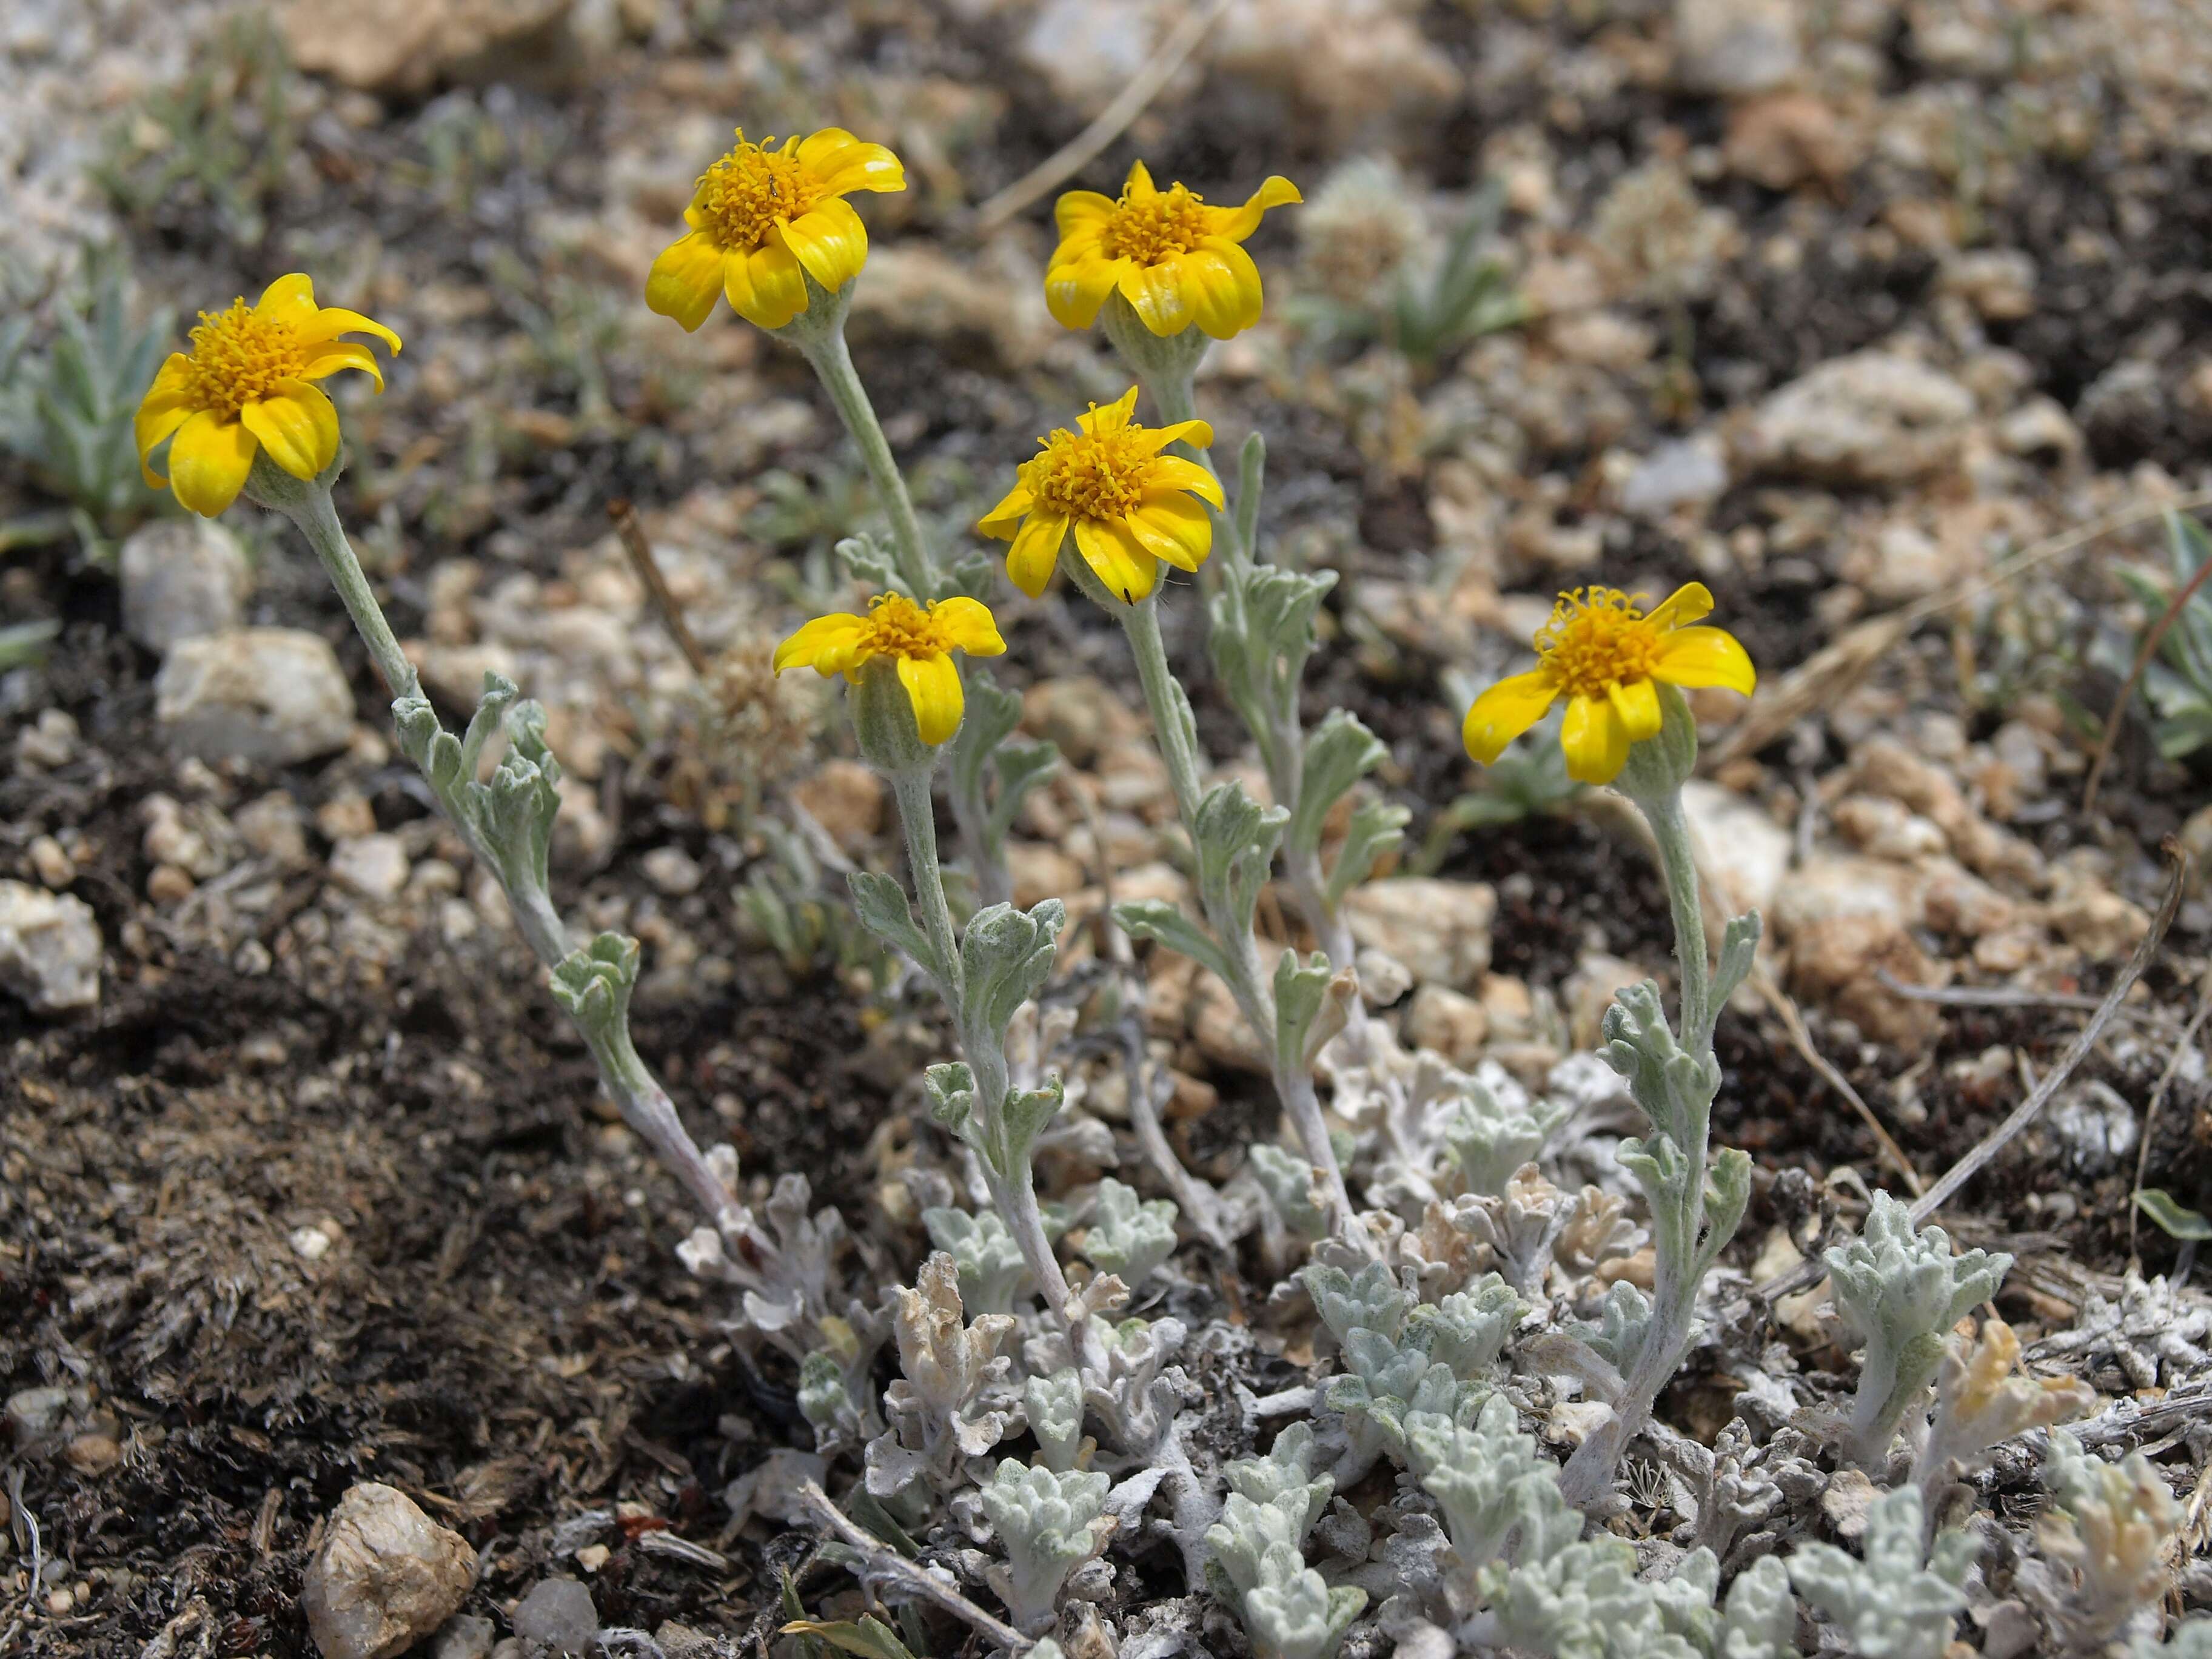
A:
[511,1579,597,1657]
[1403,984,1487,1065]
[431,1615,495,1659]
[301,1483,476,1659]
[155,628,355,766]
[0,880,102,1014]
[1215,0,1458,143]
[1019,0,1164,113]
[330,834,411,902]
[1745,352,1976,485]
[1342,879,1495,991]
[280,0,575,96]
[13,708,79,771]
[1674,0,1800,95]
[1680,781,1791,919]
[1619,435,1730,518]
[118,518,251,655]
[640,846,702,897]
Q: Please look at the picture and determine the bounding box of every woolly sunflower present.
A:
[647,127,905,333]
[134,274,401,518]
[773,593,1005,746]
[1047,161,1301,340]
[976,387,1223,605]
[1463,585,1755,785]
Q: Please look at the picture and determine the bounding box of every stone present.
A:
[432,1615,495,1659]
[1017,0,1165,113]
[1618,436,1730,519]
[118,518,251,655]
[1768,856,1940,1044]
[1563,954,1648,1050]
[511,1579,597,1657]
[1023,676,1142,767]
[330,835,411,903]
[1342,879,1496,991]
[236,792,314,866]
[640,845,703,897]
[1845,521,1947,602]
[1008,842,1085,910]
[791,760,884,854]
[0,881,102,1013]
[1214,0,1458,146]
[281,0,574,96]
[28,836,73,888]
[1680,781,1792,919]
[1403,984,1488,1066]
[1723,92,1863,190]
[301,1483,477,1659]
[1942,249,2037,321]
[1674,0,1800,95]
[1744,352,1976,485]
[155,628,355,766]
[14,708,79,771]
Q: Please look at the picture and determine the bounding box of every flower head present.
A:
[1047,162,1301,340]
[977,387,1224,605]
[773,592,1004,746]
[648,127,905,333]
[135,274,401,518]
[1462,583,1754,785]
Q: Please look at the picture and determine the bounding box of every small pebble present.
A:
[640,845,702,897]
[28,836,73,888]
[64,1431,121,1474]
[147,864,195,905]
[512,1578,597,1657]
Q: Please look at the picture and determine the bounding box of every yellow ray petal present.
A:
[930,597,1006,658]
[1653,626,1757,695]
[240,380,339,480]
[646,230,728,332]
[1644,581,1714,631]
[1078,386,1142,437]
[1044,253,1125,331]
[774,612,868,675]
[1130,418,1214,456]
[1210,175,1302,243]
[727,241,810,330]
[167,409,259,518]
[1461,670,1558,765]
[1054,189,1119,239]
[1609,675,1663,743]
[135,353,199,474]
[297,305,401,355]
[253,273,317,324]
[1179,243,1265,339]
[1005,510,1069,597]
[1071,515,1160,605]
[298,340,385,392]
[1116,260,1196,337]
[1125,496,1212,572]
[1122,159,1158,199]
[1560,693,1631,785]
[977,482,1036,539]
[794,128,907,196]
[1138,454,1225,509]
[778,196,869,294]
[897,652,965,746]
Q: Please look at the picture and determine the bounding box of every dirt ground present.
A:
[6,0,2212,1654]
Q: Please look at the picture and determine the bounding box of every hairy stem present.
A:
[1640,789,1711,1048]
[797,325,935,600]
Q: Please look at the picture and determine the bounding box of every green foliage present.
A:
[2134,1188,2212,1242]
[0,255,173,547]
[740,822,894,988]
[1415,709,1584,873]
[2115,512,2212,761]
[96,10,296,247]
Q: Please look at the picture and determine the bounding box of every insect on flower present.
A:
[135,275,401,518]
[773,593,1005,746]
[1047,162,1301,340]
[647,127,905,332]
[1462,584,1755,785]
[977,387,1222,605]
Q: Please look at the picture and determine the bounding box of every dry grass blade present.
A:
[1753,968,1925,1197]
[609,497,710,679]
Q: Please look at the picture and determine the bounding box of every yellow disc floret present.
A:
[179,301,313,421]
[773,593,1005,746]
[977,387,1227,606]
[694,132,826,254]
[1100,181,1212,265]
[1461,581,1757,785]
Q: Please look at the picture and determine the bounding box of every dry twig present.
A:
[793,1480,1031,1652]
[608,498,711,679]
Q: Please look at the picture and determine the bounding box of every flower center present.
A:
[1535,588,1666,700]
[181,300,309,420]
[695,131,823,253]
[1101,182,1210,264]
[1024,423,1153,521]
[857,593,952,660]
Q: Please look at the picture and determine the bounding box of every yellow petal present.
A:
[240,380,339,480]
[1644,581,1714,631]
[1122,159,1158,199]
[727,242,809,330]
[1131,418,1214,456]
[1078,386,1142,438]
[1654,626,1757,696]
[774,612,868,675]
[1210,175,1302,243]
[1125,496,1212,572]
[1044,253,1125,330]
[929,596,1006,657]
[1116,260,1196,337]
[167,409,258,518]
[1181,243,1265,339]
[1053,189,1118,240]
[1461,670,1558,765]
[778,196,869,294]
[794,127,906,196]
[646,230,727,332]
[253,273,317,324]
[135,352,198,473]
[977,481,1036,540]
[1139,454,1225,509]
[297,305,402,356]
[1609,675,1663,743]
[1071,515,1160,605]
[897,652,965,746]
[1560,693,1630,785]
[1005,510,1069,597]
[298,340,385,393]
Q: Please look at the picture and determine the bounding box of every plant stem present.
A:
[1638,789,1711,1048]
[797,326,935,600]
[890,766,964,1008]
[291,481,421,701]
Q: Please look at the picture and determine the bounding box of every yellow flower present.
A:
[976,387,1224,605]
[1046,161,1301,340]
[647,127,905,333]
[1462,584,1755,785]
[773,592,1005,746]
[135,274,401,518]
